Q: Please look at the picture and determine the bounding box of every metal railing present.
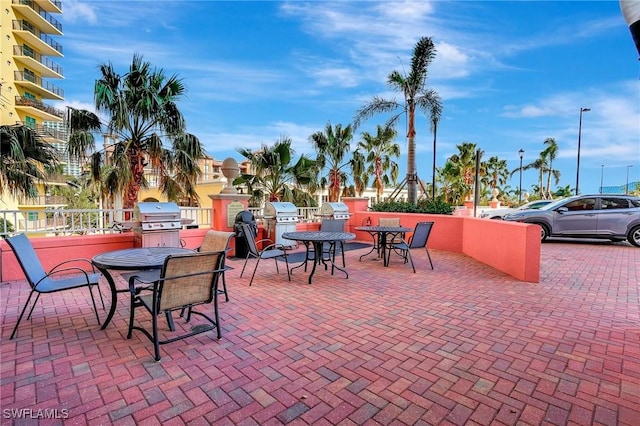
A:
[15,96,65,119]
[13,45,64,75]
[14,71,64,97]
[12,20,63,55]
[0,207,212,238]
[12,0,63,33]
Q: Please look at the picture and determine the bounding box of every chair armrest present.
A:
[34,266,92,289]
[49,257,96,274]
[256,238,274,246]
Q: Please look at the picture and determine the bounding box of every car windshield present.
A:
[537,197,580,210]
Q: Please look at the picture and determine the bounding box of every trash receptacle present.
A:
[234,210,257,259]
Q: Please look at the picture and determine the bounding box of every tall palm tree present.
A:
[542,137,560,199]
[354,36,442,204]
[357,125,400,203]
[67,54,205,209]
[309,122,353,202]
[236,136,316,205]
[1,124,60,198]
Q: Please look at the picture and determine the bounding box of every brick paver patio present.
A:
[1,240,639,425]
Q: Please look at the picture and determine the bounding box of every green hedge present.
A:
[370,199,454,215]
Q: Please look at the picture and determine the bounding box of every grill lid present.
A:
[264,202,298,216]
[320,202,350,216]
[134,202,181,222]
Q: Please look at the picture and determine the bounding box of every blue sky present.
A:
[55,1,640,196]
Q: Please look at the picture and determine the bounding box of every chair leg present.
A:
[425,248,434,270]
[240,254,251,277]
[249,258,262,286]
[152,312,161,361]
[127,294,136,339]
[213,282,221,339]
[88,285,101,325]
[220,274,229,302]
[166,312,176,330]
[284,255,291,281]
[26,293,41,320]
[10,290,36,339]
[407,249,416,273]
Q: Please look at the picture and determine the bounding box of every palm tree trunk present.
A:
[407,104,417,203]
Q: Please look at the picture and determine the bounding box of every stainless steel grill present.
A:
[263,202,299,246]
[133,202,182,247]
[320,202,351,220]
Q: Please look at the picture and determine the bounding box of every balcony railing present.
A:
[15,121,66,140]
[12,0,63,33]
[0,207,213,238]
[14,71,64,98]
[13,45,63,75]
[15,96,65,119]
[12,20,63,55]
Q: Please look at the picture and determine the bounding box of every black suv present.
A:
[503,194,640,247]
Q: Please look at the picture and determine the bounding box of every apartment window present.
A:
[24,92,35,100]
[22,44,35,58]
[25,116,36,129]
[27,212,38,222]
[23,68,36,83]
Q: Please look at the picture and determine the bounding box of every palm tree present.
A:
[350,150,368,197]
[482,155,509,198]
[236,136,317,205]
[356,125,400,203]
[542,137,560,199]
[445,142,483,203]
[1,124,60,198]
[354,36,442,204]
[309,122,353,202]
[67,54,205,209]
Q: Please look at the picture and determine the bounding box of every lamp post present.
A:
[600,165,604,194]
[518,149,524,203]
[626,164,634,194]
[575,107,590,195]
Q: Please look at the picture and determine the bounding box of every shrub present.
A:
[370,199,454,215]
[0,218,15,238]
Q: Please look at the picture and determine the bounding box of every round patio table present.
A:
[355,226,411,266]
[282,231,355,284]
[92,247,194,330]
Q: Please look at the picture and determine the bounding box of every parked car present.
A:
[480,199,553,219]
[503,194,640,247]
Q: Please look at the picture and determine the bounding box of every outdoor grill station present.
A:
[263,201,300,247]
[319,202,351,220]
[132,202,190,247]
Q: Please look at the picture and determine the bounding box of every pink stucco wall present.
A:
[1,203,540,283]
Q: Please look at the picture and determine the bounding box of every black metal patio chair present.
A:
[238,223,290,286]
[5,233,103,339]
[386,222,434,273]
[127,251,226,361]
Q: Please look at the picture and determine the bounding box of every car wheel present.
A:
[627,226,640,247]
[535,223,549,241]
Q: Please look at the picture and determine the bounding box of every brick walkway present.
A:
[1,241,639,425]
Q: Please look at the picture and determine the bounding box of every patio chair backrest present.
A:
[409,222,434,249]
[320,219,345,232]
[378,217,400,227]
[199,230,235,253]
[239,223,261,257]
[158,251,224,311]
[6,233,47,287]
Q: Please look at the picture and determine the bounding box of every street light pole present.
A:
[575,107,590,196]
[626,164,634,194]
[518,149,524,203]
[600,165,604,194]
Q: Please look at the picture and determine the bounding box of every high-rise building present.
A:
[1,0,68,208]
[1,0,65,128]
